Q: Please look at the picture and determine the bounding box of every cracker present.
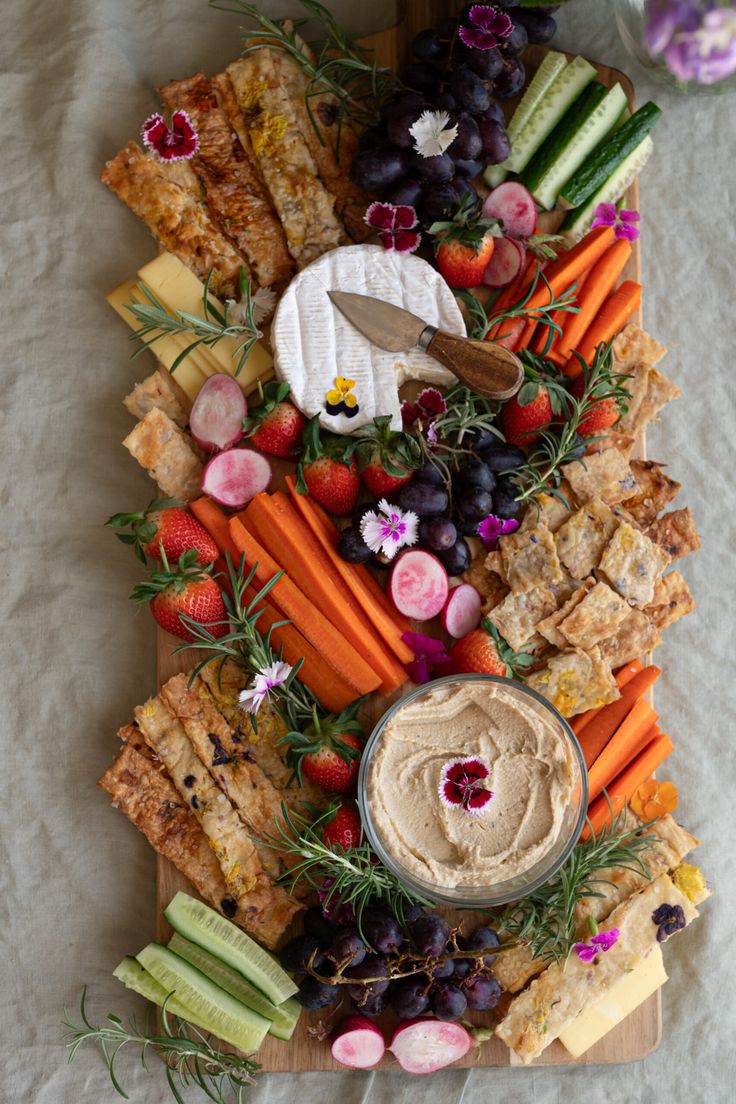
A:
[122,407,203,501]
[625,364,681,436]
[555,497,618,579]
[621,460,682,526]
[463,552,510,612]
[584,431,636,461]
[486,586,559,653]
[612,323,668,433]
[598,520,669,606]
[647,507,701,562]
[536,579,595,648]
[558,580,630,649]
[526,646,619,718]
[645,570,696,630]
[124,367,191,427]
[499,519,564,595]
[598,608,661,669]
[562,448,638,505]
[520,490,574,534]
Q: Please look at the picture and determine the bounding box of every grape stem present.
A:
[306,939,521,988]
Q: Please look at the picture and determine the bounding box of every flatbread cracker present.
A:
[526,646,619,717]
[584,431,636,461]
[122,408,203,502]
[520,490,573,534]
[624,363,681,436]
[555,497,618,579]
[598,520,669,606]
[536,579,594,648]
[124,367,190,427]
[598,607,661,668]
[500,519,564,595]
[562,448,638,506]
[612,323,668,432]
[558,580,630,649]
[486,586,558,652]
[647,507,701,562]
[622,460,682,526]
[645,570,696,630]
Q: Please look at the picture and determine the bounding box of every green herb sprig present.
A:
[63,988,260,1104]
[459,268,579,357]
[430,382,504,449]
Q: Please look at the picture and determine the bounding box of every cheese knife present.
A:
[327,290,523,401]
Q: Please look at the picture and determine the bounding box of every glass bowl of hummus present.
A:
[358,674,588,908]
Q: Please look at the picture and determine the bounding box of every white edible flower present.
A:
[226,286,276,327]
[239,659,293,715]
[409,109,458,159]
[360,499,418,560]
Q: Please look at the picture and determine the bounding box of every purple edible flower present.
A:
[591,202,641,242]
[141,110,200,161]
[364,202,421,253]
[573,928,620,962]
[643,0,701,55]
[459,4,513,50]
[318,878,355,925]
[644,1,736,84]
[401,630,450,684]
[477,513,519,550]
[652,902,687,941]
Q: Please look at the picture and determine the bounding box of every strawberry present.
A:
[571,372,623,437]
[499,362,569,447]
[447,620,536,680]
[287,700,365,795]
[357,415,421,498]
[321,801,363,850]
[297,415,361,516]
[131,549,229,642]
[429,195,501,290]
[242,380,306,458]
[106,498,218,566]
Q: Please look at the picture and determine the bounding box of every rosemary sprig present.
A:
[499,800,658,963]
[429,382,504,449]
[63,988,260,1103]
[459,269,579,356]
[126,268,261,377]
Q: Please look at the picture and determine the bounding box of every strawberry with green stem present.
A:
[356,415,422,497]
[447,620,536,679]
[429,195,501,290]
[106,497,219,566]
[131,549,229,642]
[321,801,363,850]
[500,356,570,447]
[242,380,306,458]
[297,415,361,516]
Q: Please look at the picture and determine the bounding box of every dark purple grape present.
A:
[493,57,526,99]
[419,516,457,552]
[458,487,495,521]
[480,101,507,125]
[338,526,373,564]
[437,538,472,576]
[356,991,389,1017]
[329,928,367,968]
[450,68,491,114]
[430,980,468,1021]
[411,27,446,61]
[421,182,461,222]
[302,906,335,947]
[462,972,502,1011]
[351,501,375,527]
[452,158,483,179]
[452,957,473,979]
[362,907,403,954]
[449,112,483,161]
[454,459,496,493]
[358,125,386,152]
[492,476,522,520]
[514,9,557,44]
[403,903,427,925]
[384,177,424,208]
[432,90,457,111]
[455,517,480,537]
[478,117,511,164]
[346,954,391,1000]
[410,912,450,957]
[279,936,325,975]
[461,44,504,81]
[411,150,455,183]
[387,106,424,149]
[401,62,437,94]
[414,459,445,486]
[350,147,410,192]
[381,90,426,123]
[464,427,500,452]
[396,482,449,517]
[464,925,501,966]
[297,976,339,1010]
[500,17,529,56]
[480,443,527,471]
[431,958,455,979]
[390,976,431,1019]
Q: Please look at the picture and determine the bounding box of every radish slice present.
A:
[483,182,537,241]
[190,374,247,452]
[331,1016,386,1069]
[388,550,449,621]
[201,448,272,508]
[442,583,482,638]
[388,1019,472,1075]
[482,236,526,288]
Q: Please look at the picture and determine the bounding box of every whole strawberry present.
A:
[447,620,535,680]
[131,549,229,642]
[430,195,500,290]
[357,415,420,498]
[322,801,363,851]
[242,380,306,458]
[106,498,219,566]
[499,364,569,447]
[571,371,624,437]
[288,700,365,795]
[297,416,360,517]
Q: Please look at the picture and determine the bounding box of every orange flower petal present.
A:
[643,799,665,819]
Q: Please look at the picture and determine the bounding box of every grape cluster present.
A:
[350,4,559,226]
[283,904,502,1021]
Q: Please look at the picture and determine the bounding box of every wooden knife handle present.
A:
[425,329,524,401]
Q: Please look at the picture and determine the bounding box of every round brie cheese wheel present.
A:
[272,244,466,433]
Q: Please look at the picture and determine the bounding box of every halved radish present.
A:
[201,448,272,508]
[388,1019,472,1075]
[442,583,482,638]
[482,235,526,288]
[331,1015,386,1069]
[388,550,449,621]
[190,374,247,452]
[483,182,537,240]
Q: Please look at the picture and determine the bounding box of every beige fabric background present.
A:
[1,0,733,1100]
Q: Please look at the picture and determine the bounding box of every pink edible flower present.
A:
[364,202,421,253]
[458,5,513,51]
[591,202,641,242]
[360,499,418,560]
[573,928,620,962]
[439,756,493,816]
[238,660,292,715]
[401,630,450,684]
[141,110,200,161]
[477,513,519,550]
[401,388,448,443]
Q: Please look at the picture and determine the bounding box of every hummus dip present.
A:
[365,680,576,889]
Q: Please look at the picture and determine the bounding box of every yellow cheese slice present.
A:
[558,945,667,1059]
[128,285,215,383]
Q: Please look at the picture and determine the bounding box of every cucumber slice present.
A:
[169,933,301,1041]
[113,956,218,1036]
[164,892,298,1005]
[560,136,654,243]
[559,101,662,209]
[521,82,628,210]
[507,55,597,174]
[137,943,271,1053]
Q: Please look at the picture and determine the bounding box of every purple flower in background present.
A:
[644,1,736,84]
[401,630,450,683]
[574,928,620,962]
[477,513,519,550]
[643,0,701,55]
[591,202,641,242]
[459,5,513,50]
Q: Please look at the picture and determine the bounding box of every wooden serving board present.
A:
[156,1,657,1070]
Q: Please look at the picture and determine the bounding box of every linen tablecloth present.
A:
[1,1,733,1100]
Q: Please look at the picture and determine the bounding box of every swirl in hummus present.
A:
[365,680,577,889]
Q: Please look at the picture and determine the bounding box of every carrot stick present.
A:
[228,517,382,696]
[521,225,616,318]
[586,697,658,803]
[242,493,407,694]
[485,256,540,342]
[563,279,642,378]
[577,665,661,768]
[572,661,643,736]
[284,475,414,664]
[190,497,240,559]
[555,239,632,362]
[530,266,593,358]
[583,731,674,838]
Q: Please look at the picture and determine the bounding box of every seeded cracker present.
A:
[526,646,619,717]
[598,520,670,606]
[562,447,638,506]
[536,579,595,648]
[598,608,661,669]
[622,460,682,526]
[558,580,631,649]
[519,489,573,534]
[555,497,618,579]
[499,519,564,595]
[647,507,701,562]
[486,586,559,652]
[645,570,696,630]
[612,323,668,431]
